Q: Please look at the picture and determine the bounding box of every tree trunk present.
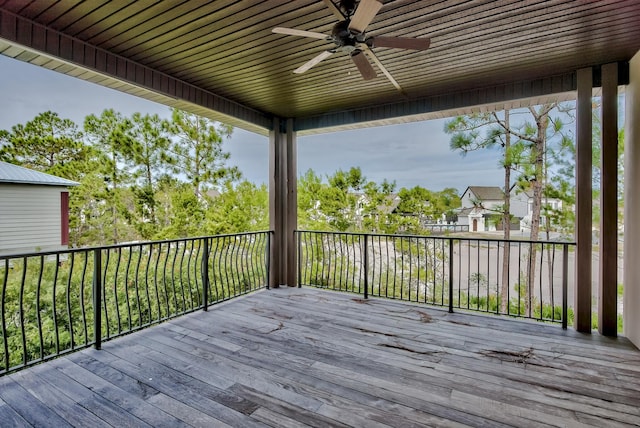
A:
[500,110,511,314]
[525,106,550,317]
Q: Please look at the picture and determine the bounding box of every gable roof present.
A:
[463,186,504,201]
[0,162,79,187]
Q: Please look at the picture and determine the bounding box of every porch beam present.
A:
[575,67,593,333]
[598,62,618,336]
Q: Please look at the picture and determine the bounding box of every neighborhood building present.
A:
[456,185,566,233]
[0,161,79,255]
[456,186,505,232]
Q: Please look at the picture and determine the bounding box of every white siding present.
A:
[510,192,529,218]
[0,184,66,255]
[460,189,474,208]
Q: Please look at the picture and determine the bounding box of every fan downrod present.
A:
[339,0,357,16]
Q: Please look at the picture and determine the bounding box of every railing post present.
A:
[562,243,569,330]
[202,238,210,311]
[297,231,301,288]
[267,231,271,290]
[363,234,369,299]
[448,238,454,313]
[93,249,102,350]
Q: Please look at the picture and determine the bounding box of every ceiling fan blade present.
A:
[322,0,345,20]
[361,46,404,93]
[350,50,376,80]
[272,27,329,40]
[294,50,334,74]
[349,0,383,33]
[368,36,431,51]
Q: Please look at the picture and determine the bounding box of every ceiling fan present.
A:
[272,0,430,92]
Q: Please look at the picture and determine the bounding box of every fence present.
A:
[0,231,271,375]
[297,230,572,326]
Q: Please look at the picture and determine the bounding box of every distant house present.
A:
[0,162,79,255]
[457,184,569,233]
[510,187,566,232]
[457,186,504,232]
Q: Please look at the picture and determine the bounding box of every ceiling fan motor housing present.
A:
[331,20,365,53]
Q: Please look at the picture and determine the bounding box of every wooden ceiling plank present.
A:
[145,0,584,95]
[154,0,513,76]
[136,2,327,67]
[98,1,242,51]
[46,2,123,31]
[176,0,587,85]
[122,1,293,61]
[29,0,89,24]
[250,4,640,90]
[165,6,335,71]
[234,34,620,117]
[61,1,161,37]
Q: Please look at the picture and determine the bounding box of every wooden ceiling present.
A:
[0,0,639,134]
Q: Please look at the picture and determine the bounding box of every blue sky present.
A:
[0,55,505,193]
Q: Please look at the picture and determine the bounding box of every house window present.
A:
[61,191,69,245]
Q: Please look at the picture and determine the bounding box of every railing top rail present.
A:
[295,229,575,246]
[0,230,275,259]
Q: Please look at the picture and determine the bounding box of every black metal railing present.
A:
[297,231,573,327]
[0,231,271,375]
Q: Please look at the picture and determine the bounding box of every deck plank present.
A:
[179,295,640,422]
[0,287,638,427]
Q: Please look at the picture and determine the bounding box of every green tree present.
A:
[205,181,268,234]
[128,113,173,238]
[298,169,329,230]
[431,187,462,221]
[396,186,433,221]
[168,108,238,197]
[0,111,92,180]
[359,180,392,232]
[154,180,207,239]
[84,109,135,243]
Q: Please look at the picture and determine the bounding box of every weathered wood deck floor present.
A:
[1,287,639,427]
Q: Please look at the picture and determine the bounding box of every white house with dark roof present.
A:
[0,161,79,255]
[457,185,568,233]
[457,186,505,232]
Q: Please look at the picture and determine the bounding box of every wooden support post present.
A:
[269,119,285,287]
[624,51,640,348]
[575,67,593,333]
[599,63,618,336]
[269,118,297,287]
[285,119,298,287]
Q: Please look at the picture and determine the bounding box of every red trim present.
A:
[61,192,69,245]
